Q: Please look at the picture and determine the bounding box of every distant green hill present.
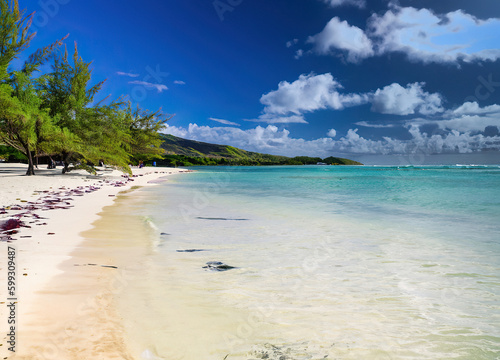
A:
[157,134,363,166]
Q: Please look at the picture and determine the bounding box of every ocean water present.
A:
[117,166,500,360]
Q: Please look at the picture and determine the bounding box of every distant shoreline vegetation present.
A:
[156,154,363,167]
[153,134,363,167]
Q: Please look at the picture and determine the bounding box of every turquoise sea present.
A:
[118,165,500,359]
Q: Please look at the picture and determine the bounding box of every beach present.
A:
[0,163,187,359]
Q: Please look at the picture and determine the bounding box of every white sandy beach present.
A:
[0,163,187,359]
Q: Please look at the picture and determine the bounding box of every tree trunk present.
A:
[26,150,35,176]
[62,152,70,174]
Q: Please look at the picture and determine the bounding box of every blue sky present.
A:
[18,0,500,164]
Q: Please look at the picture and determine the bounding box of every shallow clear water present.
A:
[121,165,500,360]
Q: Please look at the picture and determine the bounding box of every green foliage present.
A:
[322,156,363,165]
[1,70,59,174]
[159,155,222,167]
[125,103,171,162]
[0,0,34,80]
[290,156,323,165]
[0,144,25,161]
[22,34,68,75]
[224,146,247,158]
[0,82,31,151]
[39,44,105,128]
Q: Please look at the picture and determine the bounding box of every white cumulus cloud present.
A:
[257,73,444,123]
[260,73,369,117]
[307,17,374,62]
[164,124,325,155]
[452,102,500,116]
[368,7,500,64]
[414,102,500,133]
[371,82,444,115]
[306,6,500,64]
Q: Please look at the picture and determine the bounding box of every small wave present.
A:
[141,216,163,251]
[142,216,159,230]
[141,349,166,360]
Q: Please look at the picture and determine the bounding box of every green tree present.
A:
[40,45,172,174]
[38,44,100,173]
[38,44,134,173]
[125,103,171,163]
[0,72,54,175]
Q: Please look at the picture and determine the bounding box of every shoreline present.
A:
[0,163,189,359]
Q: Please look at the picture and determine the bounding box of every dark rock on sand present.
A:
[203,261,236,271]
[74,263,118,269]
[176,249,208,253]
